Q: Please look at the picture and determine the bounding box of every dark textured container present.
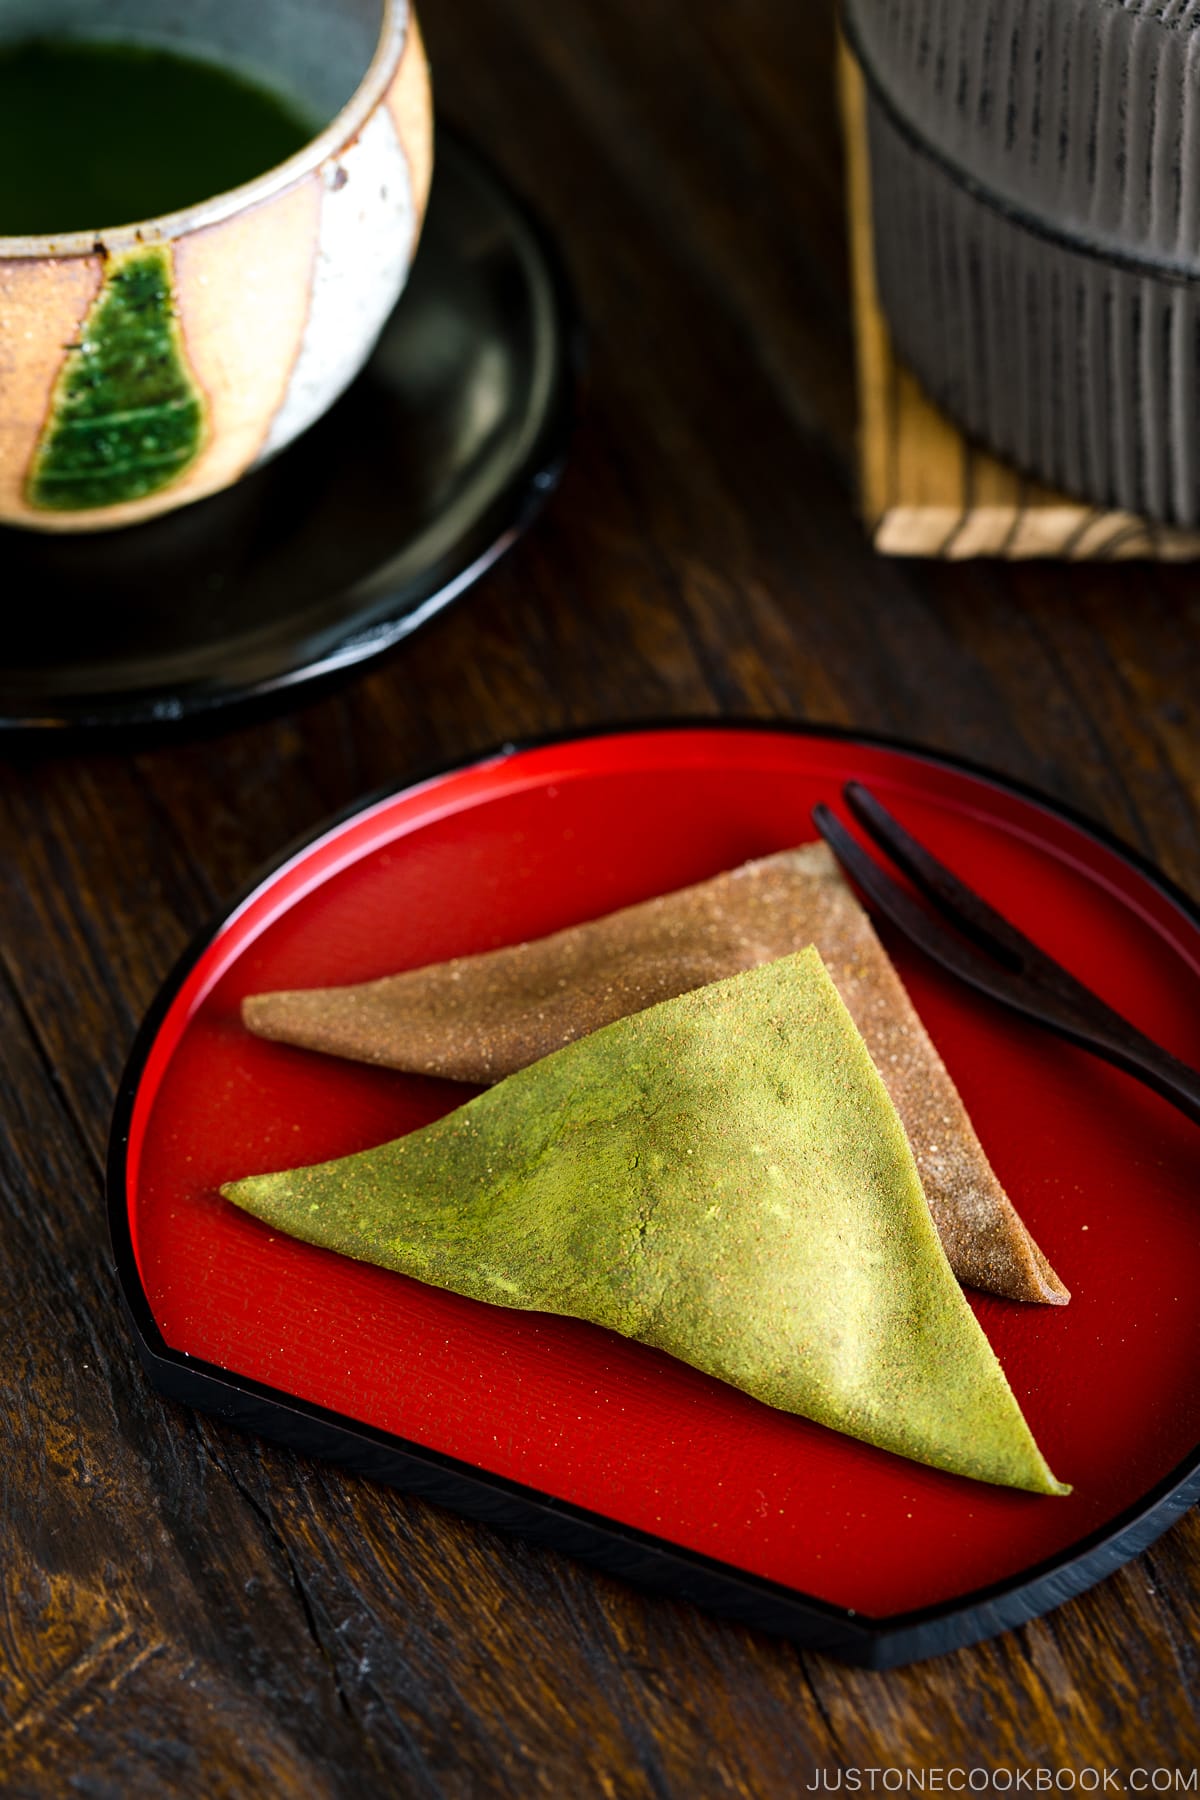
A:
[843,0,1200,526]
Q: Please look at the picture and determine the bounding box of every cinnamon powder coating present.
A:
[244,842,1068,1306]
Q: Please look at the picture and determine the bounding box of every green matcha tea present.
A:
[0,38,317,236]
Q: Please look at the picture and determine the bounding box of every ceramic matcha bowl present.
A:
[0,0,432,533]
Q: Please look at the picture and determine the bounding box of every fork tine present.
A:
[814,801,1200,1130]
[844,783,1039,974]
[811,804,1030,1013]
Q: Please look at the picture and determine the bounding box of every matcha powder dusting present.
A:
[223,948,1068,1495]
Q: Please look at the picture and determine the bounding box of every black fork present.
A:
[812,783,1200,1130]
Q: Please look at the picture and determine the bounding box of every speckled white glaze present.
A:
[260,103,415,459]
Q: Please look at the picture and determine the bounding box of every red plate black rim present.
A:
[105,719,1200,1669]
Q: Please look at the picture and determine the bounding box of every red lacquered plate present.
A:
[108,724,1200,1667]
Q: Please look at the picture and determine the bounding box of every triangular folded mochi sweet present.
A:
[225,949,1067,1493]
[244,842,1068,1307]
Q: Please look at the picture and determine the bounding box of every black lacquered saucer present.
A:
[0,127,579,734]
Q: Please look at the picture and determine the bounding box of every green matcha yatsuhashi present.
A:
[223,949,1067,1493]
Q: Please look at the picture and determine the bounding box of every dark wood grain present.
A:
[3,0,1200,1791]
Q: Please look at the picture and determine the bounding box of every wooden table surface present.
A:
[4,1,1200,1791]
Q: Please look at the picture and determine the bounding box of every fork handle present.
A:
[1059,1014,1200,1129]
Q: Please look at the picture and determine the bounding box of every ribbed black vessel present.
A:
[844,0,1200,526]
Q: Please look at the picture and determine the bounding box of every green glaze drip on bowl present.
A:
[27,247,207,512]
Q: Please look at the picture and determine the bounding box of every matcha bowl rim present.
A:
[0,0,408,259]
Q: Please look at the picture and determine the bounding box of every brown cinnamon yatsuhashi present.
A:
[243,841,1068,1306]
